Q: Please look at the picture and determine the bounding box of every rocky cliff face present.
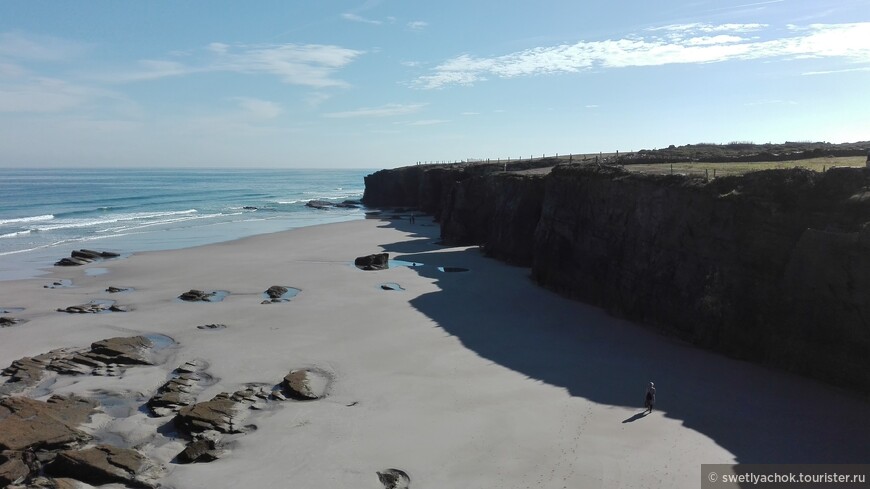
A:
[363,163,870,392]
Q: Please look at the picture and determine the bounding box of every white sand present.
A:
[1,216,868,488]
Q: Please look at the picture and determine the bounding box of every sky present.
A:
[0,0,869,169]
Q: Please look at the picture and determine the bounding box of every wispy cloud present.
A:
[232,97,283,119]
[403,119,448,126]
[324,103,426,118]
[0,77,117,113]
[744,99,798,106]
[802,66,870,76]
[0,31,90,61]
[101,43,365,88]
[342,12,382,25]
[407,21,428,31]
[415,23,870,89]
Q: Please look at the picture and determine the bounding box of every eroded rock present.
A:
[56,301,127,314]
[265,285,289,299]
[174,393,249,434]
[0,395,95,451]
[281,368,331,400]
[148,361,210,417]
[46,445,162,489]
[54,250,119,267]
[354,253,389,271]
[0,317,20,327]
[378,468,411,489]
[178,289,215,302]
[0,457,29,487]
[89,336,153,365]
[177,437,222,464]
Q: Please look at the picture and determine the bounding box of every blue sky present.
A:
[1,0,868,168]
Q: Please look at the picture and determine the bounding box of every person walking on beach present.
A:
[644,382,656,413]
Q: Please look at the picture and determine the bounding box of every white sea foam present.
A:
[0,214,54,226]
[0,230,32,239]
[33,209,198,232]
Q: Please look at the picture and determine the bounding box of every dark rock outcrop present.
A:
[1,336,159,395]
[54,249,119,267]
[56,301,127,314]
[0,457,29,486]
[355,253,389,271]
[147,360,210,416]
[0,395,95,451]
[266,285,288,299]
[363,163,870,392]
[0,317,20,327]
[173,386,268,434]
[378,468,411,489]
[281,368,331,400]
[46,445,161,489]
[178,289,216,302]
[177,437,222,464]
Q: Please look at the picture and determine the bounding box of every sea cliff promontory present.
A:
[363,161,870,394]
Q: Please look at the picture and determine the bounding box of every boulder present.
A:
[177,438,222,464]
[0,457,29,487]
[265,285,289,299]
[305,200,332,209]
[56,301,127,314]
[0,317,19,327]
[54,250,119,266]
[0,355,52,395]
[354,253,389,271]
[148,374,199,417]
[377,468,411,489]
[46,445,161,489]
[178,289,216,302]
[281,369,330,400]
[0,395,95,451]
[174,393,248,434]
[89,336,153,365]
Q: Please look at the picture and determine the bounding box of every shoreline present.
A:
[1,216,868,488]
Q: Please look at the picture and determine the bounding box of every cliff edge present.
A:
[363,163,870,393]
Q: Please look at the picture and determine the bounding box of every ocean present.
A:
[0,168,373,280]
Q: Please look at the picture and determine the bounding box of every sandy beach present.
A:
[1,215,868,489]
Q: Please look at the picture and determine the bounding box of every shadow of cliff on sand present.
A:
[375,215,870,465]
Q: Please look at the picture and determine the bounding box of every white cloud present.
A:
[802,66,870,76]
[649,23,768,33]
[0,32,89,61]
[102,43,365,88]
[342,12,383,25]
[404,119,448,126]
[233,97,283,119]
[416,23,870,89]
[0,77,110,113]
[324,103,427,118]
[408,21,428,31]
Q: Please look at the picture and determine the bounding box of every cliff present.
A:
[362,163,870,393]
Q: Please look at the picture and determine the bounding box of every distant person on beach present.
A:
[409,215,416,224]
[644,382,656,413]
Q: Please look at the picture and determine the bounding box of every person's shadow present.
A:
[622,411,649,423]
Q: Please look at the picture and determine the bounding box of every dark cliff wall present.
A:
[439,172,545,265]
[363,164,870,392]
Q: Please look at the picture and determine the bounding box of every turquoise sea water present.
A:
[0,168,372,280]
